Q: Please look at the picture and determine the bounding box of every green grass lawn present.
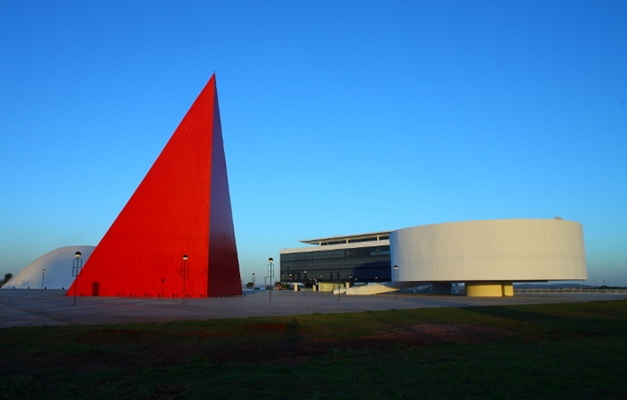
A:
[1,299,626,399]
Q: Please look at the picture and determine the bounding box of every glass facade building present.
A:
[279,232,392,286]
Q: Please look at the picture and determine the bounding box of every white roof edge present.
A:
[280,239,391,254]
[299,230,393,245]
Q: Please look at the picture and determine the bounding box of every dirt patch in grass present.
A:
[182,323,518,365]
[3,323,519,376]
[365,323,517,345]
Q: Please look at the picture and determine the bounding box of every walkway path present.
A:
[1,289,625,328]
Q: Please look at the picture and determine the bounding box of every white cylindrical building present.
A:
[390,219,586,296]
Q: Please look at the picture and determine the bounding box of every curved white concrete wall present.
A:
[390,219,586,282]
[1,246,95,290]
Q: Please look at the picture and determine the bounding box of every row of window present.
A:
[281,246,390,262]
[280,245,392,283]
[280,265,391,282]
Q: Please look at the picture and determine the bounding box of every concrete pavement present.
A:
[1,288,626,328]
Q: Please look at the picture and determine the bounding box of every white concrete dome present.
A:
[2,246,95,290]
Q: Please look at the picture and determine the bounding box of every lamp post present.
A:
[267,257,274,302]
[393,265,399,300]
[72,251,82,306]
[41,269,46,290]
[181,254,189,304]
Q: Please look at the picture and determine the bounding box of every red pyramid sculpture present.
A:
[67,75,242,298]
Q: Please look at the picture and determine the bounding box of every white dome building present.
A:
[2,246,95,290]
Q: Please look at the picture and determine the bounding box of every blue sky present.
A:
[1,1,626,286]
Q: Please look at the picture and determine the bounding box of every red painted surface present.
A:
[67,75,242,298]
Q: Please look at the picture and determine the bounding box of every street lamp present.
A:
[41,269,46,290]
[72,251,82,306]
[267,257,274,302]
[303,270,307,296]
[393,265,399,300]
[181,254,189,304]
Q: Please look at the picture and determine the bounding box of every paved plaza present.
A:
[1,289,626,328]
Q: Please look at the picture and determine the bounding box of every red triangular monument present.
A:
[67,75,242,298]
